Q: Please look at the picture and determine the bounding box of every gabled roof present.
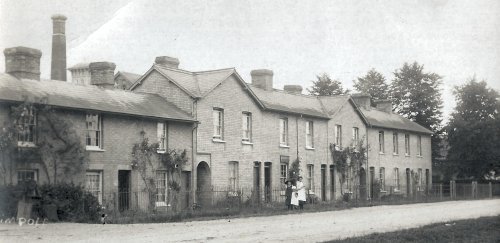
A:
[131,65,237,98]
[115,71,141,83]
[248,85,330,119]
[0,73,195,122]
[115,71,141,90]
[358,107,433,134]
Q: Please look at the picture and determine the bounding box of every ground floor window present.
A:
[228,161,239,193]
[393,168,400,191]
[17,170,37,184]
[307,164,314,191]
[379,167,385,191]
[85,171,102,204]
[155,170,167,206]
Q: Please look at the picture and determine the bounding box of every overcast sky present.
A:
[1,0,499,121]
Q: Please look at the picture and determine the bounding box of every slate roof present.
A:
[248,85,329,119]
[318,95,351,116]
[115,71,141,89]
[151,65,235,98]
[0,73,195,122]
[358,107,433,134]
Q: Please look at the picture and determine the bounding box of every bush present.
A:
[38,183,101,222]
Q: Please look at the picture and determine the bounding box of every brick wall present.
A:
[195,75,329,201]
[327,100,367,200]
[0,104,193,197]
[133,70,194,114]
[367,127,432,196]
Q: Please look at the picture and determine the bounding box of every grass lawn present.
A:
[326,216,500,243]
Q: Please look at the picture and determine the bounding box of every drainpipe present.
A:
[192,99,198,205]
[365,125,370,200]
[296,116,300,160]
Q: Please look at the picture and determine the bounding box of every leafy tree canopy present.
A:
[308,73,349,96]
[446,78,500,179]
[390,62,443,131]
[353,69,389,105]
[390,62,444,163]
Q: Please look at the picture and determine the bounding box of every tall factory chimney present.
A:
[51,14,67,81]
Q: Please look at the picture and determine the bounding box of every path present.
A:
[1,199,499,242]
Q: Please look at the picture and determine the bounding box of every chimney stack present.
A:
[374,99,393,113]
[155,56,179,69]
[283,85,303,94]
[51,14,67,81]
[351,93,371,110]
[250,69,273,91]
[4,47,42,80]
[89,62,116,89]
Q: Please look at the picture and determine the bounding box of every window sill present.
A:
[305,146,315,150]
[393,153,399,156]
[157,150,167,154]
[379,152,385,155]
[17,142,37,148]
[279,144,290,148]
[212,138,226,143]
[241,141,253,145]
[417,155,423,158]
[86,147,106,152]
[405,154,411,157]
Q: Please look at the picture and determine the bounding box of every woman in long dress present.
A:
[296,176,306,210]
[290,180,299,209]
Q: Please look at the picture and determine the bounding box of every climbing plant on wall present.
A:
[330,138,367,200]
[130,130,188,211]
[0,98,88,185]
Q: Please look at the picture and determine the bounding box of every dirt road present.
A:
[1,199,499,243]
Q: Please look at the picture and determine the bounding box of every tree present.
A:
[353,69,389,105]
[330,139,367,201]
[0,99,88,184]
[390,62,444,163]
[446,78,500,179]
[308,73,349,96]
[131,131,188,210]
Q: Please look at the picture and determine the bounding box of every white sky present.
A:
[1,0,499,121]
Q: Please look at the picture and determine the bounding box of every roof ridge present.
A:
[154,64,194,75]
[194,67,235,74]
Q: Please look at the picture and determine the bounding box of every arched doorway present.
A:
[359,167,367,200]
[196,161,211,207]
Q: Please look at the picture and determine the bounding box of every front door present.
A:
[369,167,375,199]
[253,162,261,203]
[406,168,411,196]
[118,170,131,211]
[264,162,271,202]
[321,165,326,201]
[330,165,335,200]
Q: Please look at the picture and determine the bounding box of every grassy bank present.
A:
[327,216,500,243]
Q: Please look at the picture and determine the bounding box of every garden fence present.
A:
[100,181,499,215]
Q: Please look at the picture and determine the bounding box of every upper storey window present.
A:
[213,108,224,140]
[86,113,102,149]
[16,106,37,147]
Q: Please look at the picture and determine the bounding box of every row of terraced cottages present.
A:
[0,46,432,210]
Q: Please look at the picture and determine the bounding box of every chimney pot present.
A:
[351,93,372,110]
[374,99,393,113]
[250,69,273,91]
[51,14,67,81]
[89,62,116,89]
[155,56,179,69]
[4,46,42,80]
[283,85,303,94]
